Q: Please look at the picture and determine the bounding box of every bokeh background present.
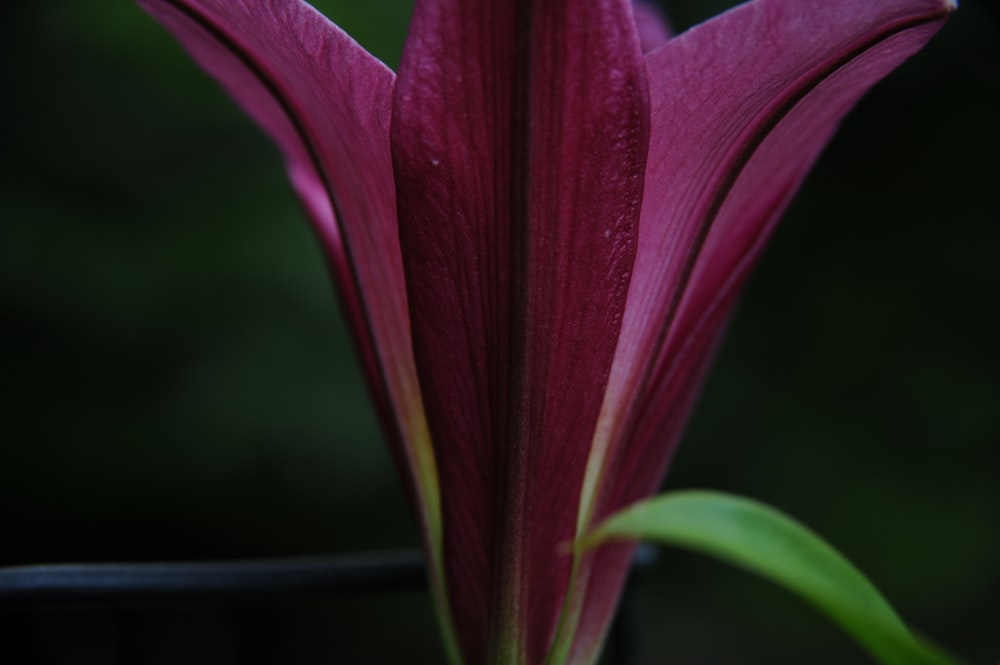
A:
[1,0,996,663]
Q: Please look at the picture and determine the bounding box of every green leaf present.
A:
[582,490,967,665]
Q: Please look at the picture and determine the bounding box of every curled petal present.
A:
[136,0,451,653]
[572,0,954,660]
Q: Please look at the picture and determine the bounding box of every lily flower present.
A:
[137,1,954,664]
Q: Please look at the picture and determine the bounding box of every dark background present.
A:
[0,0,996,663]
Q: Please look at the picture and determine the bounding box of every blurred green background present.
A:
[0,0,996,663]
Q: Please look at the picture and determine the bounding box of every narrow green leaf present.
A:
[583,490,967,665]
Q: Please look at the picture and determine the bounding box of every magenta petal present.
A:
[572,0,953,660]
[392,0,649,662]
[617,0,955,515]
[136,0,440,573]
[597,0,956,516]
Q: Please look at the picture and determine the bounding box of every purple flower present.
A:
[137,1,953,663]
